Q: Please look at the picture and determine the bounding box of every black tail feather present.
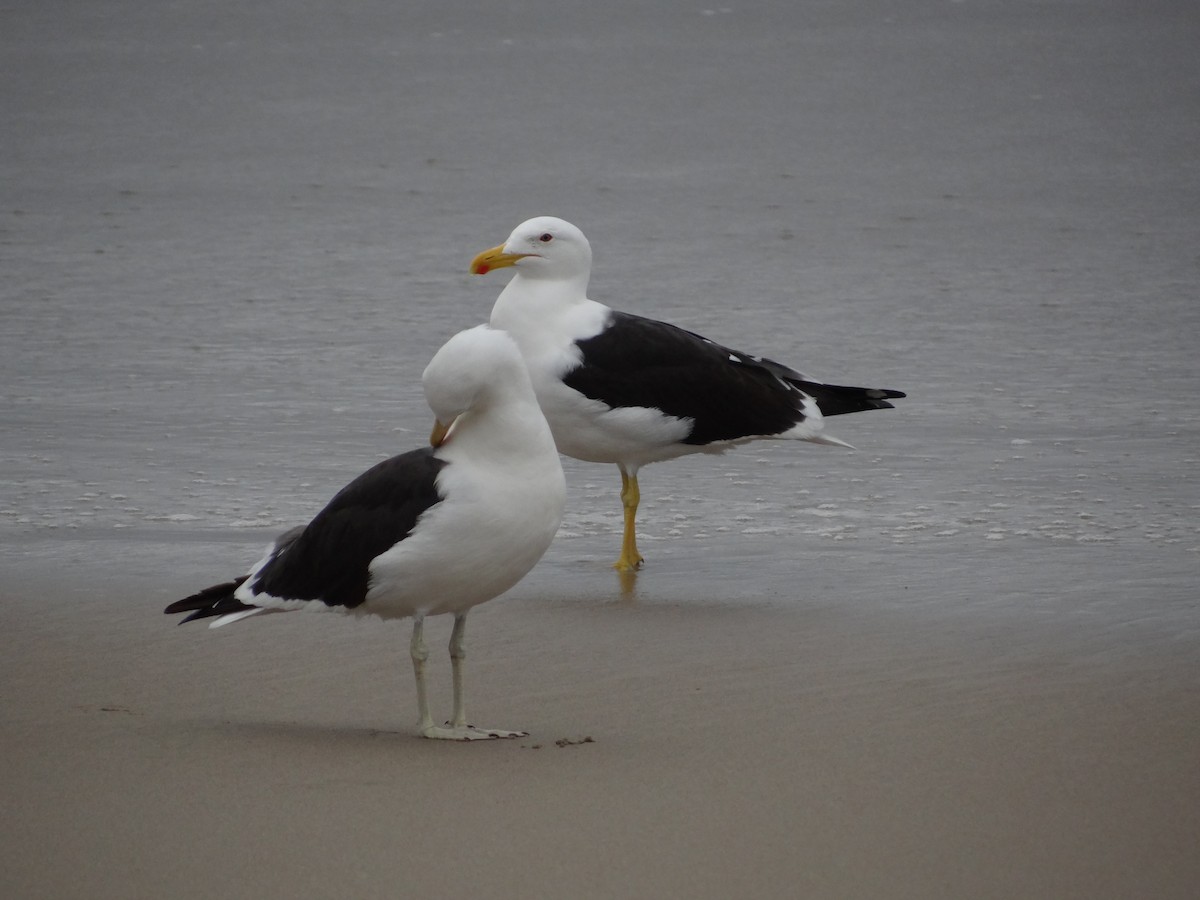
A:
[794,381,906,417]
[165,576,254,624]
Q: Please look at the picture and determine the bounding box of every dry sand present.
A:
[3,1,1199,897]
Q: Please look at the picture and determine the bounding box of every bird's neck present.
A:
[440,401,561,476]
[490,273,592,337]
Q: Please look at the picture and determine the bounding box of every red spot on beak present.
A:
[476,264,490,275]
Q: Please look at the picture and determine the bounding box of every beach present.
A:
[3,1,1198,896]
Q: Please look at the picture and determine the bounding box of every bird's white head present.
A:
[469,216,592,284]
[422,326,534,447]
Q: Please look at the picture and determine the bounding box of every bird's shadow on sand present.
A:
[166,717,589,762]
[183,716,515,749]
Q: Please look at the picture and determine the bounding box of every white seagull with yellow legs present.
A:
[470,216,905,574]
[165,327,566,740]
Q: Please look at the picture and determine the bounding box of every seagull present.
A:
[470,216,904,573]
[164,326,566,740]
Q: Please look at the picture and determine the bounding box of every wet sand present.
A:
[3,1,1199,897]
[4,542,1198,898]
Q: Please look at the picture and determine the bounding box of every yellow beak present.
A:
[430,418,454,447]
[470,244,530,275]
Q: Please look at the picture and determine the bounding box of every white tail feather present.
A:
[209,607,267,628]
[808,432,856,450]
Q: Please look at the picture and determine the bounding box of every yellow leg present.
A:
[614,468,645,572]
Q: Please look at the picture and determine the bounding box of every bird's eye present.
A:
[538,233,553,243]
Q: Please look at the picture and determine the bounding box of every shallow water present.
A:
[2,0,1196,684]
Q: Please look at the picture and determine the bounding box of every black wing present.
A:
[249,447,447,609]
[562,311,904,446]
[165,448,447,621]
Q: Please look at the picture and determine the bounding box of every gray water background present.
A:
[2,1,1197,626]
